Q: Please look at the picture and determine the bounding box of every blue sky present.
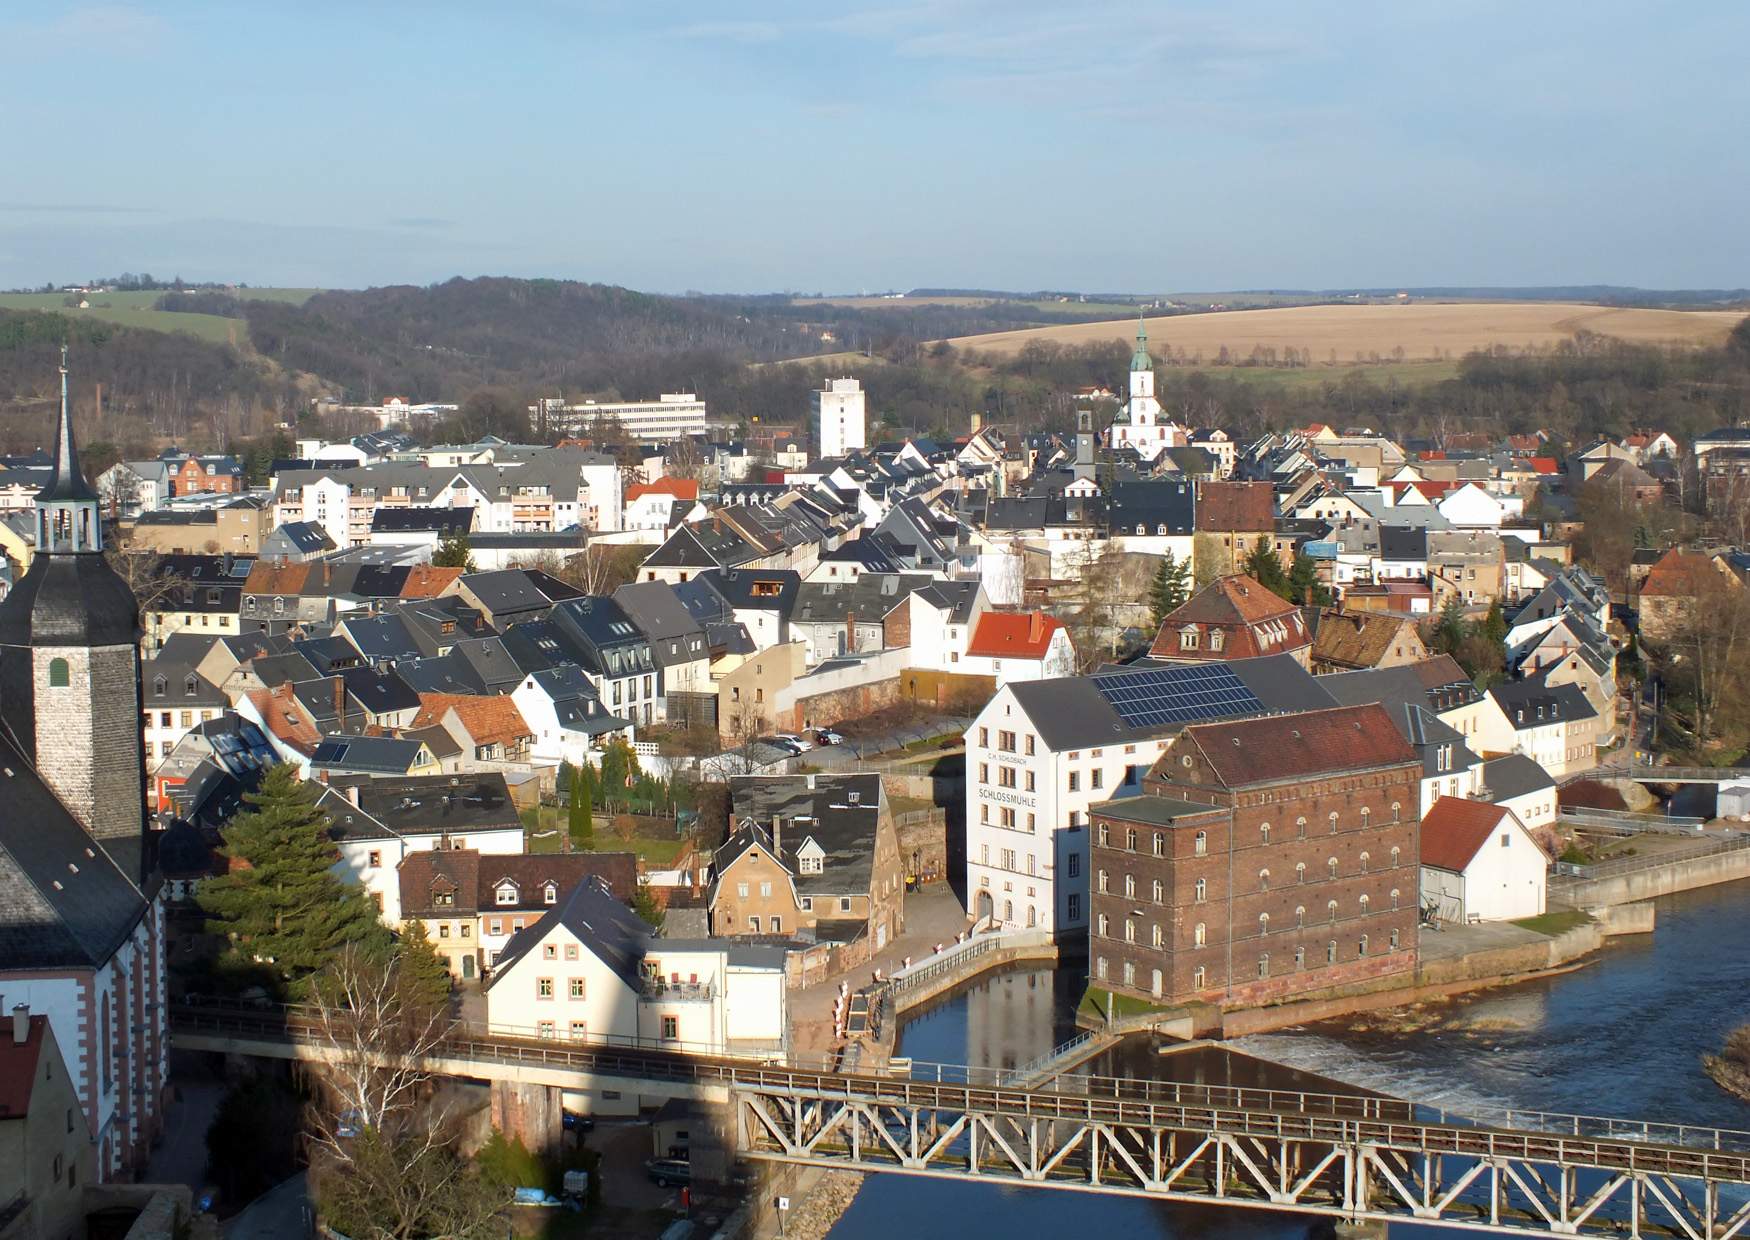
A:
[2,1,1746,293]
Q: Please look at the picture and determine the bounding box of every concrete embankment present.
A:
[1555,845,1750,908]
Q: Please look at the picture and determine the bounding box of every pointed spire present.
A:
[1130,309,1153,373]
[38,344,99,505]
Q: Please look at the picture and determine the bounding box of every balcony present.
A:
[639,979,714,1003]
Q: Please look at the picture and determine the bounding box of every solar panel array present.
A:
[1093,663,1265,729]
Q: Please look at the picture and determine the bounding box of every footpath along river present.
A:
[827,878,1750,1239]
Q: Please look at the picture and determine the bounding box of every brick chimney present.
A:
[1028,612,1044,643]
[771,815,782,858]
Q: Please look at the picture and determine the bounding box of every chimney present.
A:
[12,1004,27,1046]
[772,815,782,858]
[1029,612,1044,643]
[345,784,360,807]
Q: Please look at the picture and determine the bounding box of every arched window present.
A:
[1295,946,1306,969]
[1151,923,1163,948]
[1359,934,1370,956]
[1391,802,1402,822]
[1295,816,1307,837]
[1390,928,1400,951]
[1390,888,1401,910]
[1296,861,1306,884]
[1194,878,1207,903]
[1257,954,1270,979]
[1097,913,1109,938]
[1097,869,1108,893]
[1360,807,1371,829]
[1194,922,1207,947]
[1329,811,1340,834]
[1124,873,1136,899]
[1126,828,1137,853]
[1327,899,1339,922]
[1124,918,1136,943]
[1359,851,1370,874]
[1260,823,1271,844]
[1327,940,1338,964]
[1136,523,1146,535]
[1151,879,1163,904]
[1258,868,1270,890]
[1096,956,1109,980]
[48,658,70,688]
[1359,894,1371,914]
[1258,912,1270,936]
[1295,905,1306,928]
[1327,857,1339,880]
[1194,831,1207,856]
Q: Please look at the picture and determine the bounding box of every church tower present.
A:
[1127,311,1159,428]
[0,348,149,879]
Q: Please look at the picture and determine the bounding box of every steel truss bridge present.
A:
[170,1004,1750,1238]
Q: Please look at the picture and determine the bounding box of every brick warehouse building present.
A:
[1089,703,1421,1007]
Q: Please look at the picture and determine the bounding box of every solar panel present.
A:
[1092,664,1265,729]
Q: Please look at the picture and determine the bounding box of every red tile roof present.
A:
[1638,549,1721,599]
[626,477,700,503]
[248,684,321,755]
[413,694,532,747]
[1149,574,1309,660]
[244,562,311,595]
[1529,457,1560,474]
[401,565,464,598]
[966,611,1064,659]
[1174,703,1416,788]
[1194,481,1275,533]
[1420,796,1513,871]
[0,1013,46,1118]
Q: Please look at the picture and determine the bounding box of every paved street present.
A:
[222,1174,311,1240]
[145,1063,225,1194]
[788,883,972,1057]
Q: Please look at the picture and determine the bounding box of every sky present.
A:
[2,1,1747,295]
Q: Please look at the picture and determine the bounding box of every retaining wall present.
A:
[889,942,1059,1016]
[1557,847,1750,908]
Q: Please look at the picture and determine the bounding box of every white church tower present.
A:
[1108,313,1185,461]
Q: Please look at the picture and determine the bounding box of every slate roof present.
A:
[0,732,150,969]
[1106,479,1196,535]
[487,877,651,992]
[310,734,429,775]
[722,773,884,900]
[399,848,640,917]
[613,581,709,668]
[1481,753,1556,801]
[1490,679,1598,728]
[1379,526,1428,562]
[317,773,524,842]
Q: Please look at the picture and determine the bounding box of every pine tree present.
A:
[432,531,476,571]
[569,763,595,850]
[199,763,386,991]
[1289,552,1332,607]
[1243,536,1292,600]
[1149,552,1191,629]
[631,882,666,931]
[396,920,454,1012]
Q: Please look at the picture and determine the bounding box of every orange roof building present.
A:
[1148,574,1311,666]
[1419,795,1547,922]
[401,565,464,598]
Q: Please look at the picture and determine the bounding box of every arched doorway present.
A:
[975,890,994,923]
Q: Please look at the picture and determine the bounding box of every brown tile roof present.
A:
[0,1013,47,1118]
[1176,703,1417,788]
[401,565,464,598]
[1311,609,1413,670]
[1195,481,1275,532]
[1638,549,1721,599]
[244,562,311,595]
[397,849,483,917]
[1420,796,1513,871]
[413,693,533,747]
[1149,575,1309,660]
[477,852,640,906]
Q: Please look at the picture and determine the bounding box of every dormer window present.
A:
[543,882,557,904]
[1179,626,1200,650]
[185,675,199,696]
[496,883,519,905]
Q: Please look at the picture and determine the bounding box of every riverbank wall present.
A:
[1219,908,1655,1037]
[1555,845,1750,908]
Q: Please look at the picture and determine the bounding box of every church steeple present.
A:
[1130,310,1153,372]
[36,346,103,554]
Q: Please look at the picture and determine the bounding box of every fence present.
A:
[1552,830,1750,882]
[884,928,1053,1001]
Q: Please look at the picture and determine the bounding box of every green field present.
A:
[0,287,321,346]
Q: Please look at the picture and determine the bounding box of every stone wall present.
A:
[1556,847,1750,908]
[784,677,902,731]
[35,643,145,845]
[896,809,948,886]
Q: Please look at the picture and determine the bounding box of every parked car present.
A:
[644,1158,692,1187]
[759,735,805,756]
[812,728,844,746]
[561,1111,595,1133]
[772,732,814,751]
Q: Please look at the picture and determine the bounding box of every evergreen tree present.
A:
[569,763,595,849]
[1288,552,1333,607]
[432,531,476,571]
[199,763,385,991]
[597,737,640,812]
[1431,596,1468,654]
[396,920,454,1011]
[1148,552,1191,629]
[1480,599,1508,647]
[1243,536,1292,600]
[631,882,666,931]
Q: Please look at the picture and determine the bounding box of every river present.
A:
[827,878,1750,1239]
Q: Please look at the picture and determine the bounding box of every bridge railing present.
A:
[169,999,1750,1156]
[1552,830,1750,882]
[883,927,1053,1000]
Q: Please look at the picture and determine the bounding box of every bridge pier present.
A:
[490,1080,563,1156]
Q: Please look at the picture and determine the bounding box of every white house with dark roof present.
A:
[963,654,1338,934]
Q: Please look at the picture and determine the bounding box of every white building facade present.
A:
[812,378,867,459]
